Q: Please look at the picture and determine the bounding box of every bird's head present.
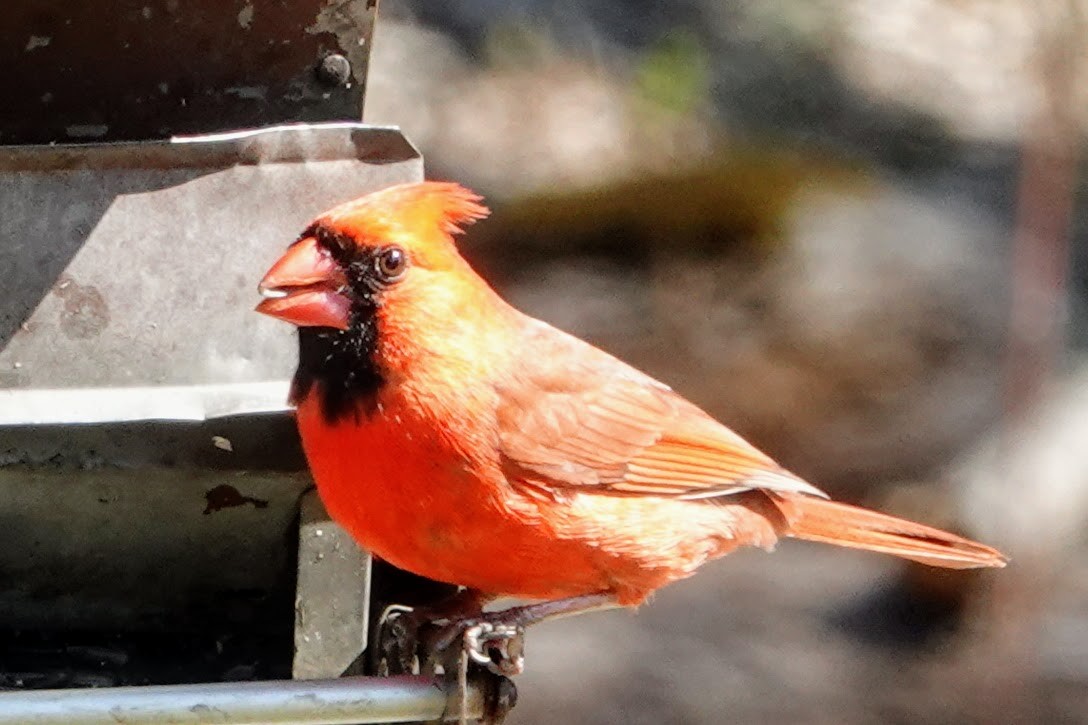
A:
[256,181,490,331]
[256,181,496,419]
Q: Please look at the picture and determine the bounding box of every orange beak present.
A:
[256,237,351,330]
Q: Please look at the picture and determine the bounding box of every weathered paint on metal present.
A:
[0,1,377,144]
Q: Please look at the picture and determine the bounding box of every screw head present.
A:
[316,54,351,87]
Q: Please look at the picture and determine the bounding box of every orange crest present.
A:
[321,181,490,245]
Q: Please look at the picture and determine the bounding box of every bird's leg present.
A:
[430,592,620,677]
[415,587,493,622]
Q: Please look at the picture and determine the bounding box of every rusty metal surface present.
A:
[0,123,421,426]
[0,1,377,145]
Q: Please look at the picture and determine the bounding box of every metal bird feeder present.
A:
[0,2,505,722]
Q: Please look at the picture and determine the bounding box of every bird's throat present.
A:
[291,305,384,424]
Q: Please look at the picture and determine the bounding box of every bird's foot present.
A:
[375,602,520,724]
[427,591,619,677]
[428,616,527,677]
[373,589,489,676]
[376,592,615,725]
[376,591,618,679]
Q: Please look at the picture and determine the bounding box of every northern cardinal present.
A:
[257,182,1005,661]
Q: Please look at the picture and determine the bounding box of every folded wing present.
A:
[496,320,826,500]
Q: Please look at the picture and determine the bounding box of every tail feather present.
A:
[777,496,1008,569]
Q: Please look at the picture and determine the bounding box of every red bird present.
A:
[257,182,1005,665]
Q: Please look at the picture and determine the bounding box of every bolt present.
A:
[485,675,518,723]
[316,54,351,87]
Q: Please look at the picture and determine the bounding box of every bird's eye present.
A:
[374,246,407,283]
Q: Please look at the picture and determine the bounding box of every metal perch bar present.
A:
[0,675,483,725]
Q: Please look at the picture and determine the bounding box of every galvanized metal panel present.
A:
[0,124,421,426]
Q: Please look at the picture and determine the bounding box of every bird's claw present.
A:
[375,604,526,677]
[374,604,422,675]
[374,605,519,724]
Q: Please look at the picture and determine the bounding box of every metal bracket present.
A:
[294,490,371,680]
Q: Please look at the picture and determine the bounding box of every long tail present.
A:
[775,495,1008,569]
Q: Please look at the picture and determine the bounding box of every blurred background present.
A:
[364,1,1087,722]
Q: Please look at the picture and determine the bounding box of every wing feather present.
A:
[497,320,827,501]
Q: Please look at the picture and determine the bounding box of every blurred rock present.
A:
[836,0,1087,144]
[367,20,715,198]
[951,359,1088,561]
[379,0,1087,172]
